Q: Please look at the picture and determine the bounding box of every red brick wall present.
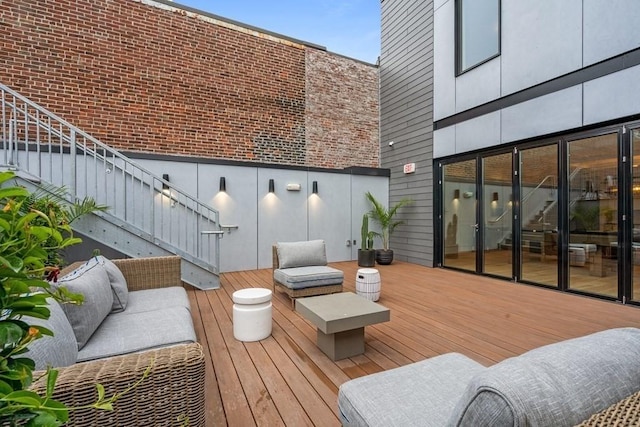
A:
[306,50,379,168]
[0,0,379,168]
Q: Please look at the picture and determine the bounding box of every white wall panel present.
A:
[434,126,456,158]
[501,0,582,96]
[307,172,352,262]
[455,57,500,112]
[584,65,640,125]
[584,0,640,66]
[501,86,582,143]
[455,111,501,153]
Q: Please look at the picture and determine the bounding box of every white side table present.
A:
[232,288,272,341]
[356,268,381,301]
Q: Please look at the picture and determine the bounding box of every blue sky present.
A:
[172,0,380,64]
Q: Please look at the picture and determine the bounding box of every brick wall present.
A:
[0,0,379,168]
[306,49,379,168]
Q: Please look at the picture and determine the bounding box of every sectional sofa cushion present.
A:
[55,258,114,349]
[338,353,486,427]
[124,287,190,314]
[98,256,129,312]
[25,297,78,370]
[277,240,327,268]
[449,328,640,427]
[273,266,344,290]
[77,306,196,362]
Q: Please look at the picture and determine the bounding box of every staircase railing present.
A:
[0,83,221,275]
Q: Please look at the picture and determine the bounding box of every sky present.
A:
[171,0,381,64]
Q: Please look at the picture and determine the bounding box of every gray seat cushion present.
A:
[274,266,344,289]
[26,297,78,369]
[449,327,640,427]
[125,287,190,314]
[77,306,196,362]
[338,353,486,427]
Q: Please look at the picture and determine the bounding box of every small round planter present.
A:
[358,249,376,267]
[375,249,394,265]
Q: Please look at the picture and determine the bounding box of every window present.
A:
[456,0,500,74]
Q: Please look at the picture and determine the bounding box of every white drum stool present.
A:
[356,268,381,302]
[232,288,272,342]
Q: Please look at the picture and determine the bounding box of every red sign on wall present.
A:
[403,163,416,174]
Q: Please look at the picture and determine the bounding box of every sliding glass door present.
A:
[482,153,512,278]
[443,159,477,272]
[520,144,558,286]
[567,133,618,298]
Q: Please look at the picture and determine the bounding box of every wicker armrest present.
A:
[31,342,205,427]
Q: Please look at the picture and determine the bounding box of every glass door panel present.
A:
[633,129,640,302]
[482,153,512,277]
[443,160,477,271]
[568,133,618,297]
[520,145,558,286]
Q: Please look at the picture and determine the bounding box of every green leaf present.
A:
[25,411,64,427]
[0,379,14,395]
[0,322,25,347]
[95,383,105,401]
[45,369,58,397]
[3,390,43,406]
[40,398,69,422]
[94,402,114,411]
[0,187,29,200]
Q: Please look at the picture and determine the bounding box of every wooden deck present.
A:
[187,261,640,426]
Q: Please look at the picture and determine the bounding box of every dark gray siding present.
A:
[380,0,434,266]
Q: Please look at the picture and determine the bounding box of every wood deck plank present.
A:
[188,260,640,426]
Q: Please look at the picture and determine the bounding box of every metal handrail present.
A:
[0,82,221,273]
[489,175,557,224]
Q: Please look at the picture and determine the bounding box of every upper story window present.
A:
[456,0,501,75]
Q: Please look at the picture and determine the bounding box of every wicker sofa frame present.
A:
[272,245,343,308]
[30,256,206,426]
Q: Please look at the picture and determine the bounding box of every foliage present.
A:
[365,192,412,250]
[23,184,108,268]
[360,214,374,251]
[571,203,600,232]
[0,171,120,426]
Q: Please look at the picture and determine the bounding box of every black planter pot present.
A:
[358,249,376,267]
[375,249,394,265]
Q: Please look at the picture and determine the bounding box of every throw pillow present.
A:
[54,259,113,349]
[277,240,327,268]
[96,256,129,312]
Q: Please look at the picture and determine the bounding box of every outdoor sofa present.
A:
[27,255,205,426]
[338,327,640,426]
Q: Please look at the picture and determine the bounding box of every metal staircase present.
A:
[0,82,222,289]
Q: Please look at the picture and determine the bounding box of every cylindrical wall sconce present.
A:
[268,179,275,193]
[219,177,226,192]
[453,189,460,199]
[492,192,499,202]
[162,173,170,190]
[312,181,318,194]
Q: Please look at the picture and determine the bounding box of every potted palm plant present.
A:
[357,214,375,267]
[365,191,412,265]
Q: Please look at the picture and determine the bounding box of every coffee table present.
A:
[295,292,390,360]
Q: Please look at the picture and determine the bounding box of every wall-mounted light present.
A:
[268,179,275,193]
[453,189,460,200]
[312,181,318,194]
[162,173,170,190]
[492,192,499,202]
[219,176,226,192]
[286,183,301,191]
